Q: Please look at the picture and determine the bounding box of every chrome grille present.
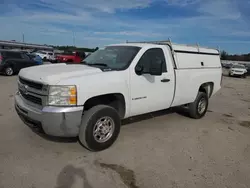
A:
[19,77,43,90]
[19,89,42,105]
[18,76,48,106]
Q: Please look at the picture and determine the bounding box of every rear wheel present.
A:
[188,92,208,119]
[5,67,14,76]
[79,105,121,151]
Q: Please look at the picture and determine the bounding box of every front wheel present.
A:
[79,105,121,151]
[188,92,209,119]
[5,67,14,76]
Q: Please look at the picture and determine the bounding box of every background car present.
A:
[26,53,43,65]
[56,51,86,63]
[0,50,37,76]
[228,64,248,78]
[35,51,56,62]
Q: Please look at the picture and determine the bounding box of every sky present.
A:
[1,0,250,54]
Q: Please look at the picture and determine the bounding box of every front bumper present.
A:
[230,71,245,75]
[15,92,83,137]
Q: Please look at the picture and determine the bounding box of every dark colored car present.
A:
[0,50,37,76]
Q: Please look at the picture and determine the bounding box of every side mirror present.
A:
[135,65,143,75]
[149,59,163,76]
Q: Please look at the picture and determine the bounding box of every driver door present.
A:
[129,48,175,117]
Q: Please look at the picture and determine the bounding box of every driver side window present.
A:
[135,48,167,74]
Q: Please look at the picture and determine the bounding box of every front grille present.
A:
[19,77,43,90]
[19,90,42,105]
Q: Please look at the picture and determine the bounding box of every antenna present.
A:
[168,38,172,47]
[196,43,200,52]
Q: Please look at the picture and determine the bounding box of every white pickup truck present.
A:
[35,51,56,62]
[15,41,222,151]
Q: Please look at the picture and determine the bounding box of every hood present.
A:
[19,63,102,85]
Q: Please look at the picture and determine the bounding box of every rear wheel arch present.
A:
[198,82,214,98]
[83,93,126,119]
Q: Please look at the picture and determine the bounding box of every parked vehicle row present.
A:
[0,49,91,76]
[15,41,222,151]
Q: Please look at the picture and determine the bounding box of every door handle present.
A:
[161,78,170,83]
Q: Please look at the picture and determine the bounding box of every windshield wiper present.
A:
[90,63,109,67]
[81,61,108,67]
[81,62,113,71]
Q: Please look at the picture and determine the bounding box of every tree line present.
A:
[220,51,250,62]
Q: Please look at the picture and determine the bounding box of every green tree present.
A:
[220,50,228,60]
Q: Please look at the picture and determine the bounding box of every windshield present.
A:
[82,46,141,70]
[232,65,245,69]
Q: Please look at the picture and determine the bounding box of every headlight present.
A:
[48,85,77,106]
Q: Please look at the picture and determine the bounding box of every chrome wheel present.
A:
[198,98,207,114]
[5,67,13,76]
[93,116,115,143]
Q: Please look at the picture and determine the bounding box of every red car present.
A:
[56,51,85,63]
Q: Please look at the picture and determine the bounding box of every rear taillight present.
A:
[0,56,2,64]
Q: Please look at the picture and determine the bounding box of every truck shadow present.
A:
[55,164,93,188]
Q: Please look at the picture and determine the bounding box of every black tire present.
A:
[188,92,208,119]
[5,67,14,76]
[43,57,47,61]
[79,105,121,151]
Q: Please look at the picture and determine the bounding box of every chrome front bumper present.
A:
[15,92,83,137]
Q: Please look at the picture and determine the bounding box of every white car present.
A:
[15,41,222,151]
[35,51,56,62]
[229,64,247,78]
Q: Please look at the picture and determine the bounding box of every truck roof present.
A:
[109,42,219,55]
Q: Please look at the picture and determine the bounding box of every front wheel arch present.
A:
[83,93,126,119]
